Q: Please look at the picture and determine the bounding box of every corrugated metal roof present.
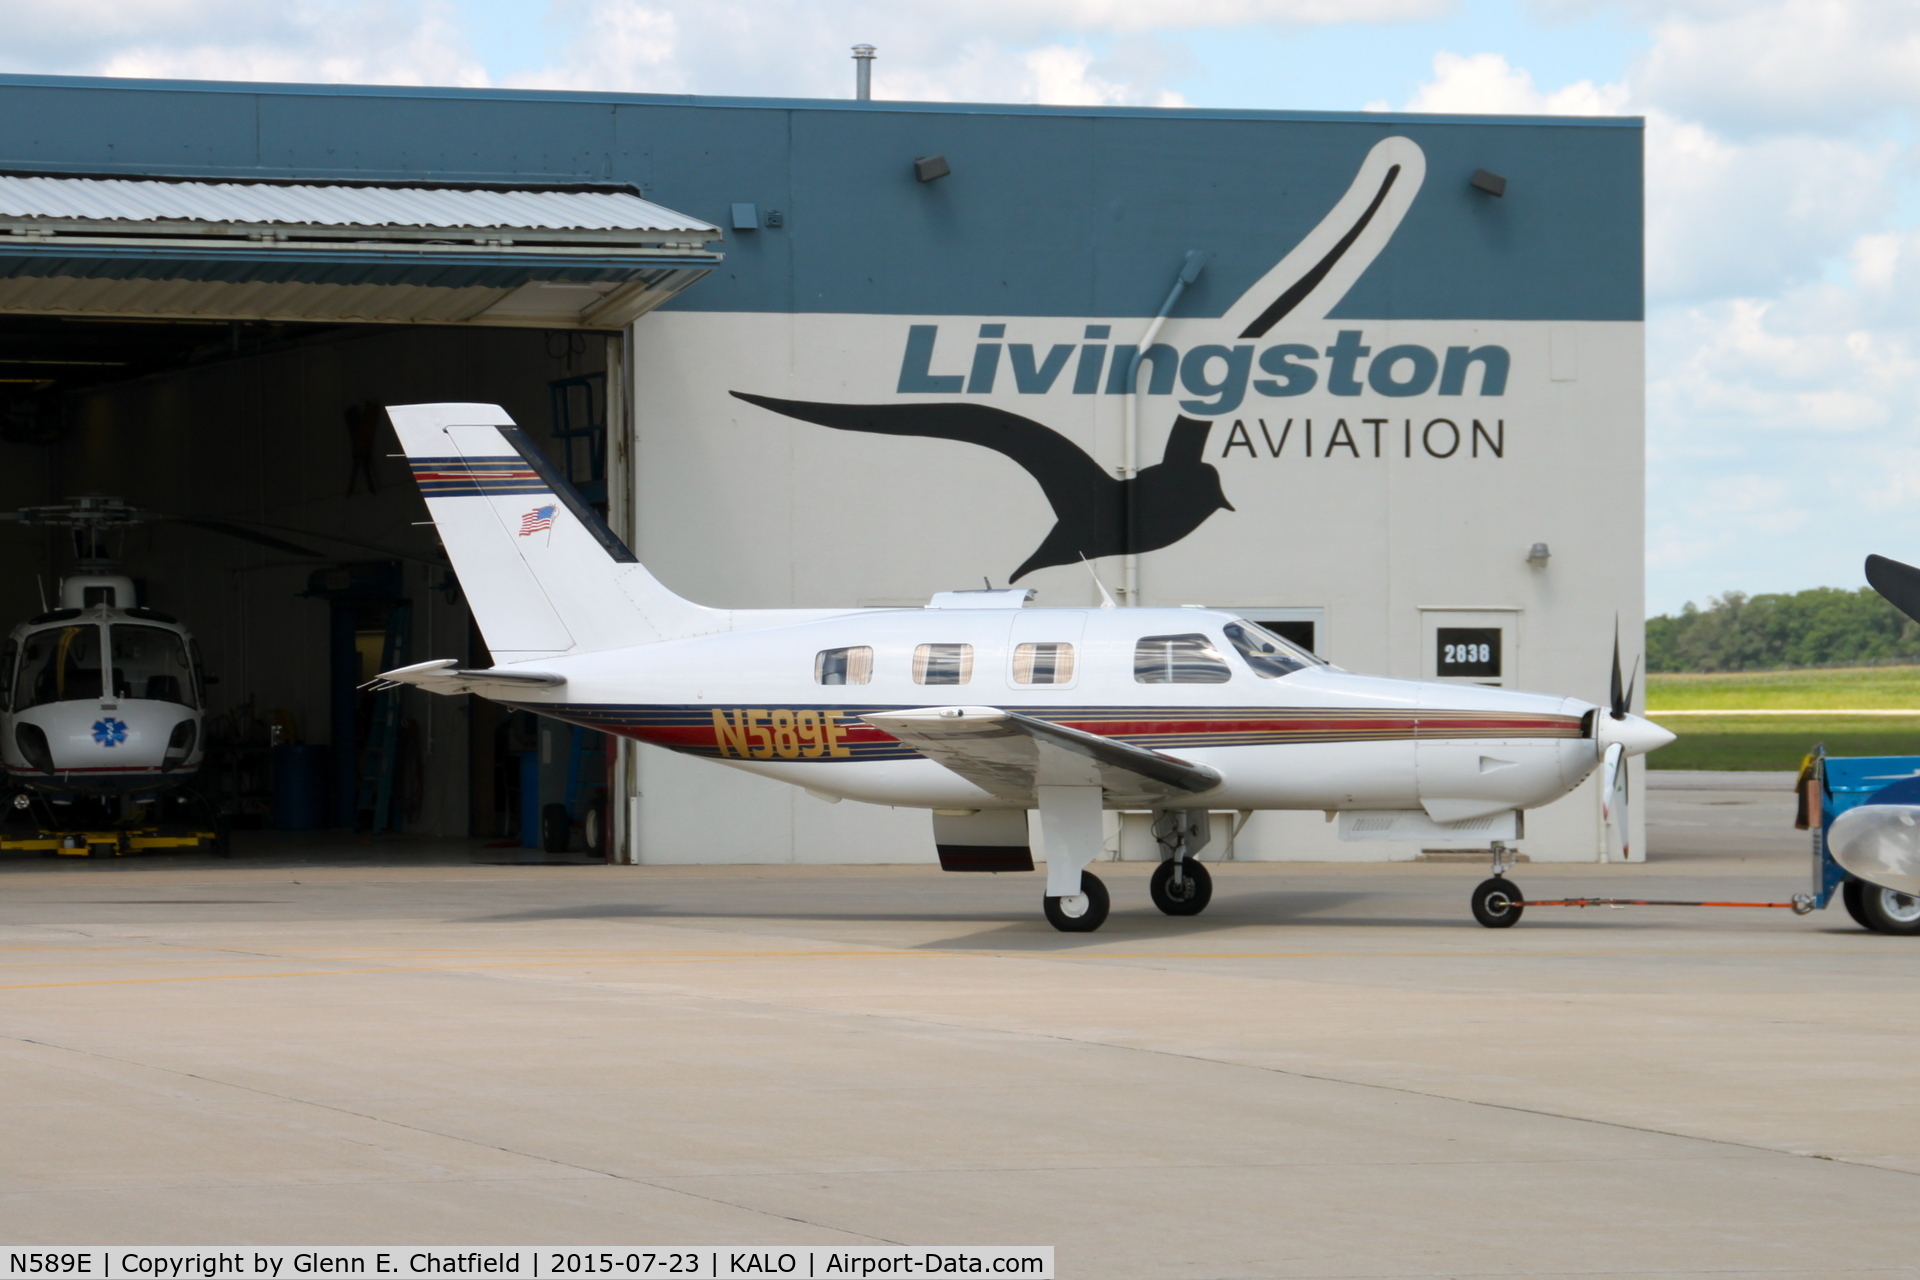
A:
[0,174,715,234]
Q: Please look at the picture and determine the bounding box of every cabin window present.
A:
[110,624,198,707]
[1012,642,1075,685]
[15,625,103,708]
[913,643,974,685]
[1223,621,1309,678]
[1134,633,1232,684]
[815,646,874,686]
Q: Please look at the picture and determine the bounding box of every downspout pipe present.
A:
[1122,249,1208,604]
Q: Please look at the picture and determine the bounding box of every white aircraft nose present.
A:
[1597,711,1676,758]
[1828,805,1920,896]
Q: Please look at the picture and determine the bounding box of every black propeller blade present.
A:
[1610,623,1625,720]
[1607,620,1642,721]
[1866,554,1920,626]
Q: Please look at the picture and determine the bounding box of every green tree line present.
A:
[1648,587,1920,672]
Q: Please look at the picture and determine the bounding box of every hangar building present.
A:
[0,73,1644,863]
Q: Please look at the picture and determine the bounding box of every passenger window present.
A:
[1223,621,1308,678]
[1134,633,1232,684]
[1012,642,1075,685]
[913,643,973,685]
[815,646,873,686]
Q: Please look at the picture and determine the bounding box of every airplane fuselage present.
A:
[484,604,1602,816]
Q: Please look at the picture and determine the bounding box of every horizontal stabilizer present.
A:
[863,706,1220,806]
[374,658,565,697]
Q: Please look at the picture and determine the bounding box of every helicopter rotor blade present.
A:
[153,514,448,569]
[170,518,325,558]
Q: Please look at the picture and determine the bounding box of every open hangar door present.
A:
[0,173,719,855]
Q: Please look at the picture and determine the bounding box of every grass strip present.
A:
[1648,666,1920,710]
[1647,713,1920,770]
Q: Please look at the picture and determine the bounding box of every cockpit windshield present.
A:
[1222,620,1318,678]
[110,624,197,707]
[15,624,104,709]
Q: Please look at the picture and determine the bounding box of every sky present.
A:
[0,0,1912,616]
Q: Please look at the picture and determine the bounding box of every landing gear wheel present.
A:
[1044,870,1111,933]
[1150,858,1213,916]
[582,800,607,860]
[1856,883,1920,935]
[1842,878,1872,929]
[1471,877,1525,928]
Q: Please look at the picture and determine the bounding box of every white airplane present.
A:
[378,402,1673,930]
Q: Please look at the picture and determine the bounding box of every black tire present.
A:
[1149,858,1213,916]
[1471,876,1525,928]
[1842,878,1872,929]
[540,802,572,854]
[1856,883,1920,935]
[582,800,607,859]
[1044,870,1111,933]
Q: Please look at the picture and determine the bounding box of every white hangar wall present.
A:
[622,315,1644,865]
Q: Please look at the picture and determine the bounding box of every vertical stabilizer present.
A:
[389,402,723,660]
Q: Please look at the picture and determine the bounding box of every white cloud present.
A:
[1402,50,1627,115]
[1631,0,1920,136]
[0,0,490,86]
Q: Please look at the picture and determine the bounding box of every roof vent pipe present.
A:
[852,45,876,100]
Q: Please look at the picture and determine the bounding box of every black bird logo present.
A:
[731,392,1233,582]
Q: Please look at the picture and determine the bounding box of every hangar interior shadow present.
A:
[0,316,619,853]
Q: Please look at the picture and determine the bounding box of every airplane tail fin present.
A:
[388,402,723,660]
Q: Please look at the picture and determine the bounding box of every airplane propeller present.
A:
[1602,621,1642,860]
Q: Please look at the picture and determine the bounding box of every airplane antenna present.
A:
[983,576,993,590]
[1079,555,1118,609]
[35,574,47,612]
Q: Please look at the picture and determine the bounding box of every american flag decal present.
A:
[519,504,557,536]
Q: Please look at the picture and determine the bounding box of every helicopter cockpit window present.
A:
[16,625,104,709]
[0,639,15,706]
[110,625,197,708]
[1222,621,1312,678]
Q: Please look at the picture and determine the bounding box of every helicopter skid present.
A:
[2,826,218,857]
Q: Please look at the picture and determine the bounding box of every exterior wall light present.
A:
[1527,542,1551,566]
[915,155,952,183]
[1471,169,1508,197]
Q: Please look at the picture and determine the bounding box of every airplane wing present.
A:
[373,658,565,696]
[862,706,1221,805]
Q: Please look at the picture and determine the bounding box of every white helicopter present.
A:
[376,402,1673,931]
[0,499,213,851]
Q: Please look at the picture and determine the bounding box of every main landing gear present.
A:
[1037,800,1218,933]
[1149,809,1214,916]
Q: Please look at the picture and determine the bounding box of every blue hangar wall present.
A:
[0,75,1640,323]
[0,76,1647,863]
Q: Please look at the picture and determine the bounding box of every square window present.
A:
[814,646,873,685]
[1012,642,1075,685]
[1134,633,1232,684]
[913,643,973,685]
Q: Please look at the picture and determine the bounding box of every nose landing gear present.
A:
[1470,841,1525,928]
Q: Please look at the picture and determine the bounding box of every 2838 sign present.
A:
[1436,627,1502,678]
